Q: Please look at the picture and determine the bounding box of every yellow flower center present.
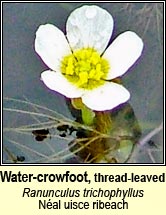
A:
[61,48,110,90]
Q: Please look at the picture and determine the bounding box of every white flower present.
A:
[35,5,143,111]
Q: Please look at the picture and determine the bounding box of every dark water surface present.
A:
[3,2,164,163]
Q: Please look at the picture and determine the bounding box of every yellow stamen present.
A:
[61,48,110,90]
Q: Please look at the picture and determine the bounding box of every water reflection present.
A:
[68,102,141,163]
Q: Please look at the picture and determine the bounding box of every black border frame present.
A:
[1,1,165,166]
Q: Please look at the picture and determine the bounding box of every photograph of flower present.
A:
[3,2,164,164]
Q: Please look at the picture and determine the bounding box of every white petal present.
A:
[41,70,84,98]
[82,82,130,111]
[35,24,71,71]
[103,31,144,80]
[66,5,113,54]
